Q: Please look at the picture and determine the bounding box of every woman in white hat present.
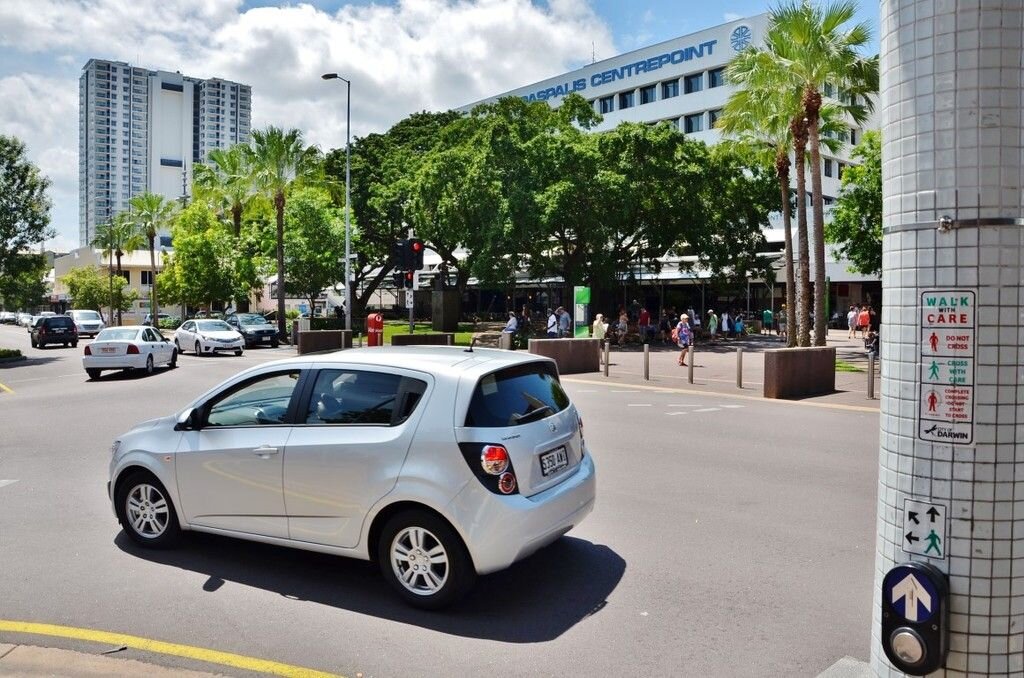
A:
[675,313,692,366]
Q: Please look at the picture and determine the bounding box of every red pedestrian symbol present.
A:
[927,391,938,412]
[929,332,938,353]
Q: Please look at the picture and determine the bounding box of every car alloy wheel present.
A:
[390,526,450,596]
[195,341,202,356]
[125,483,170,539]
[145,355,154,374]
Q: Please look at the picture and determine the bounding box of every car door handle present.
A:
[252,446,279,456]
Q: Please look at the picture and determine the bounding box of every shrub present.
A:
[0,348,24,361]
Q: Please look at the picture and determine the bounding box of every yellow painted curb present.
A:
[562,377,879,413]
[0,382,13,394]
[0,620,342,678]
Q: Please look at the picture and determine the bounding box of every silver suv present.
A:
[107,347,596,608]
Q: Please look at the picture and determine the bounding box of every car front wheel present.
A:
[195,341,202,356]
[377,511,476,610]
[169,349,177,368]
[114,472,181,548]
[144,354,154,374]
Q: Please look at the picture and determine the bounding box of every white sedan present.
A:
[174,320,245,356]
[83,326,178,380]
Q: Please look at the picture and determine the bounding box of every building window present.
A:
[639,85,657,105]
[683,73,703,94]
[708,108,722,128]
[160,82,184,93]
[683,113,704,134]
[838,164,845,180]
[618,91,635,109]
[141,271,153,285]
[824,82,835,97]
[824,158,833,177]
[118,271,130,284]
[850,129,858,146]
[661,80,679,99]
[160,158,183,167]
[708,68,725,88]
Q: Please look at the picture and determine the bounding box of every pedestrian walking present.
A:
[734,314,745,336]
[857,306,870,338]
[659,310,673,344]
[557,306,571,338]
[721,310,732,339]
[546,308,558,338]
[592,313,608,363]
[674,313,692,366]
[762,307,773,334]
[638,306,651,343]
[708,309,718,341]
[846,305,858,339]
[777,304,788,340]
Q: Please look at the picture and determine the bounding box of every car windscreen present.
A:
[74,311,102,320]
[236,314,267,325]
[97,329,140,341]
[46,317,75,328]
[464,362,570,427]
[197,321,232,332]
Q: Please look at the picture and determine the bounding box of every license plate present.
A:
[540,446,569,477]
[101,347,116,353]
[53,328,65,334]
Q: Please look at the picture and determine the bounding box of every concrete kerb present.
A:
[0,644,226,677]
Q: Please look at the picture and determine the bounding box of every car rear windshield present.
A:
[46,317,75,328]
[97,329,140,341]
[464,362,570,428]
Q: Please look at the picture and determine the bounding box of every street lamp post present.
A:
[321,72,352,332]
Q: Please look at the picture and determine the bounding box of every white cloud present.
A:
[0,0,616,247]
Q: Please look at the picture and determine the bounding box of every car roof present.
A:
[102,325,146,331]
[263,346,555,380]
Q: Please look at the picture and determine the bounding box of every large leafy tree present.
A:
[0,253,48,312]
[755,0,878,345]
[91,220,119,325]
[283,188,345,313]
[1,135,54,284]
[193,145,259,311]
[826,129,881,276]
[166,203,237,311]
[247,127,321,338]
[62,265,137,314]
[129,192,177,323]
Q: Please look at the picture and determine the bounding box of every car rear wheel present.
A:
[144,354,154,375]
[86,368,101,380]
[169,349,177,368]
[114,471,181,548]
[271,337,279,348]
[174,338,181,354]
[234,348,243,356]
[71,341,78,348]
[377,511,476,610]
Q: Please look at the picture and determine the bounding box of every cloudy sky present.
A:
[0,0,878,251]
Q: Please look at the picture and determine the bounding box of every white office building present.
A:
[460,14,881,310]
[78,59,252,246]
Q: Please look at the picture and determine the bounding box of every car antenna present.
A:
[464,337,479,353]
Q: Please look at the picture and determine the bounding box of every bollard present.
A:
[643,343,650,381]
[446,334,453,346]
[868,355,875,399]
[688,345,695,384]
[357,332,362,348]
[736,347,743,389]
[603,340,610,377]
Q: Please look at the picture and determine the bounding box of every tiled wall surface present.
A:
[874,2,1023,676]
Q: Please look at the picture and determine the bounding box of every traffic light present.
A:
[408,238,425,270]
[392,270,405,288]
[403,270,414,289]
[391,239,407,269]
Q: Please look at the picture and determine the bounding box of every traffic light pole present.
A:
[408,228,415,335]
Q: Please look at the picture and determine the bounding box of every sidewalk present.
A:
[578,329,880,410]
[0,644,224,677]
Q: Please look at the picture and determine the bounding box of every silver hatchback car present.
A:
[107,347,596,608]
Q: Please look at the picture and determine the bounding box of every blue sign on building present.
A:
[730,25,753,51]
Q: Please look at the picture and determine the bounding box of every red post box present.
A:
[367,313,384,346]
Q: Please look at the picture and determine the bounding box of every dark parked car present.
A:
[225,313,279,348]
[31,315,79,349]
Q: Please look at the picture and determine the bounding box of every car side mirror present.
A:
[174,408,201,431]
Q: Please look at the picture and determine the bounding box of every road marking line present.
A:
[562,377,879,413]
[610,390,639,393]
[666,411,688,416]
[693,408,719,413]
[719,405,744,409]
[0,382,12,394]
[0,620,341,678]
[666,404,699,408]
[627,403,652,407]
[0,480,17,490]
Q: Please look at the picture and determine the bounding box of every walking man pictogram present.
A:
[927,391,938,412]
[929,361,940,380]
[929,332,938,353]
[925,529,942,556]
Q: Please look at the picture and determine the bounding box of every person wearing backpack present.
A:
[546,308,558,338]
[674,313,692,367]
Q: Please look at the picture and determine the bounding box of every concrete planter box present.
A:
[528,338,600,374]
[297,329,352,355]
[391,333,454,346]
[763,346,836,399]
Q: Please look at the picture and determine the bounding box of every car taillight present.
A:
[578,414,585,454]
[480,445,509,475]
[84,345,91,355]
[126,344,139,354]
[497,472,517,494]
[38,325,46,335]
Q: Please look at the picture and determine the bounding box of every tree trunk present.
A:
[776,156,797,348]
[107,252,114,326]
[232,203,250,312]
[805,87,827,346]
[149,235,158,327]
[115,251,124,326]
[275,191,287,341]
[791,118,811,347]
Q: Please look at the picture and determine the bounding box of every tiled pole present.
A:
[873,2,1024,676]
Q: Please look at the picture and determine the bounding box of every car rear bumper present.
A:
[447,452,596,575]
[83,355,147,370]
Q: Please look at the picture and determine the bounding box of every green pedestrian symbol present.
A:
[925,529,942,556]
[928,361,940,380]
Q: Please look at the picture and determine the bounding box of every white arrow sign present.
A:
[892,573,932,622]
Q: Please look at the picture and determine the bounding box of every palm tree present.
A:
[194,145,256,311]
[246,127,321,340]
[91,220,118,325]
[109,211,145,325]
[762,0,878,345]
[129,193,178,325]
